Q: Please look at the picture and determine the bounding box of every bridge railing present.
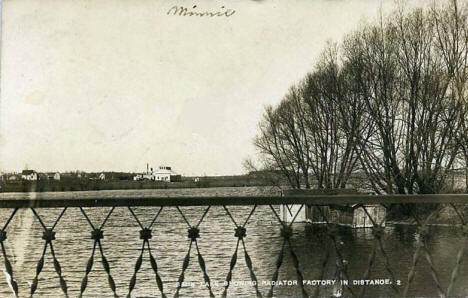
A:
[0,191,467,297]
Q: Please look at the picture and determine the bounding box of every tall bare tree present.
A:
[299,46,369,189]
[253,0,468,194]
[254,105,304,188]
[341,4,467,194]
[254,46,367,190]
[432,0,468,192]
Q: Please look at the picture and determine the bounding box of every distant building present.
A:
[133,174,143,181]
[7,175,19,181]
[134,165,181,182]
[152,166,173,182]
[99,173,106,180]
[21,170,38,181]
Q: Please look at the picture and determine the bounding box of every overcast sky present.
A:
[0,0,430,176]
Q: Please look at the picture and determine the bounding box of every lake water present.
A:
[0,187,467,297]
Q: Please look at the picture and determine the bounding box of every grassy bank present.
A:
[0,175,272,192]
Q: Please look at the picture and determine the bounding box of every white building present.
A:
[150,166,170,181]
[46,172,61,181]
[8,175,19,181]
[134,165,181,182]
[21,170,38,181]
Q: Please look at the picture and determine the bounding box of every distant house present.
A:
[134,165,181,182]
[7,175,19,181]
[21,170,38,181]
[133,174,143,181]
[99,173,106,180]
[47,172,61,181]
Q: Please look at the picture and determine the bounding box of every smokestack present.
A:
[147,163,149,174]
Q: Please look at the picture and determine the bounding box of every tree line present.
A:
[252,1,468,194]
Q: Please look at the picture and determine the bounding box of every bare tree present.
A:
[431,0,468,192]
[253,46,367,190]
[254,105,304,188]
[342,4,467,194]
[299,46,367,189]
[253,0,468,194]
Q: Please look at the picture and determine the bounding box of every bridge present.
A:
[0,190,467,297]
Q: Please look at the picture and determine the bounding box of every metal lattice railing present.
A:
[0,191,468,297]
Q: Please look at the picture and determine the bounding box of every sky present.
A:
[0,0,431,176]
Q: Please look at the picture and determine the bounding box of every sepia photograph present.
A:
[1,0,468,297]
